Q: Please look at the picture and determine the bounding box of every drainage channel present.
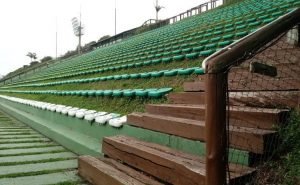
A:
[0,110,88,185]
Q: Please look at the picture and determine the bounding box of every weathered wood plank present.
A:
[183,81,205,92]
[127,113,276,154]
[145,104,289,129]
[79,156,161,185]
[229,91,300,108]
[167,92,205,104]
[103,135,255,185]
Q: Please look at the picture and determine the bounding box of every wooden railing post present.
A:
[205,73,227,185]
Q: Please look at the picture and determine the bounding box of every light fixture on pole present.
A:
[154,0,164,21]
[71,10,84,54]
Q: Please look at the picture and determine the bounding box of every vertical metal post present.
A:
[56,17,58,59]
[78,14,82,54]
[205,73,227,185]
[115,0,117,36]
[78,5,82,55]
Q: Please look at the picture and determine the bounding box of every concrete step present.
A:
[0,142,58,150]
[0,109,84,184]
[0,159,77,178]
[0,170,81,185]
[0,152,75,164]
[0,146,66,156]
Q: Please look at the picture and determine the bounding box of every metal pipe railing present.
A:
[203,8,300,185]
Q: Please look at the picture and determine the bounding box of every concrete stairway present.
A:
[0,110,86,185]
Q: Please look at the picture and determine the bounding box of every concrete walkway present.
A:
[0,110,87,185]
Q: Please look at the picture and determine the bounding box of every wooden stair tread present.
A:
[148,104,286,113]
[127,112,276,154]
[103,135,255,185]
[145,104,289,129]
[168,91,299,108]
[229,91,300,108]
[167,92,205,104]
[183,81,205,92]
[79,156,163,185]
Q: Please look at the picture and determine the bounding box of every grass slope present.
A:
[255,110,300,185]
[0,60,202,114]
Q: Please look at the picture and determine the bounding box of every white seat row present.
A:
[0,95,126,128]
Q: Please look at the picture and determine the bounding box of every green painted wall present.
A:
[0,97,250,165]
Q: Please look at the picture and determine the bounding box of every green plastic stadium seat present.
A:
[200,49,216,57]
[205,43,217,49]
[88,90,96,96]
[150,71,164,77]
[162,57,172,63]
[148,88,173,98]
[164,69,178,77]
[193,46,204,52]
[173,55,185,61]
[129,74,141,79]
[172,50,182,55]
[195,68,205,75]
[235,31,248,37]
[135,89,149,97]
[140,73,151,78]
[143,60,152,66]
[178,68,195,75]
[95,90,103,96]
[182,48,192,53]
[103,90,113,96]
[121,74,130,79]
[112,90,123,97]
[186,52,199,60]
[199,39,209,45]
[114,75,122,80]
[123,90,135,97]
[218,40,233,47]
[106,76,114,80]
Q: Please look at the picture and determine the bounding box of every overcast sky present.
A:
[0,0,207,76]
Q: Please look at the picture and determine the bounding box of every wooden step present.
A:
[79,156,163,185]
[184,81,205,92]
[127,112,276,154]
[145,104,289,129]
[168,91,299,108]
[103,135,255,185]
[167,92,205,104]
[229,91,300,108]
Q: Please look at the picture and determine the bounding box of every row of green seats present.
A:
[0,88,173,99]
[2,67,205,88]
[3,0,297,86]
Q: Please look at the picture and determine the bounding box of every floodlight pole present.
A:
[115,0,117,36]
[156,0,159,21]
[56,18,58,59]
[78,8,82,54]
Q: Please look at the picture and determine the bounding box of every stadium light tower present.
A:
[71,9,84,54]
[115,0,117,36]
[154,0,164,21]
